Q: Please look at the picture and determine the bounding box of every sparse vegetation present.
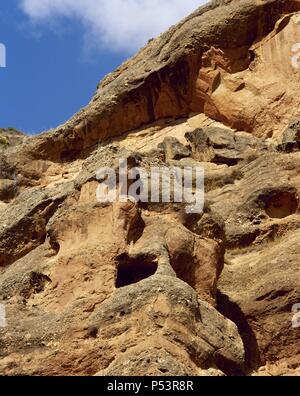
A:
[0,135,9,148]
[7,127,20,133]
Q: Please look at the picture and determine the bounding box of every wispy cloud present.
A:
[20,0,205,53]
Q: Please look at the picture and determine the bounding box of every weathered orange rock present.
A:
[0,0,300,376]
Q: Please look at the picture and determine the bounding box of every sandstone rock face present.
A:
[1,0,300,376]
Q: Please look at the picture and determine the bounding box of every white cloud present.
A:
[20,0,205,53]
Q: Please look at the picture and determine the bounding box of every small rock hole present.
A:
[265,191,298,219]
[87,326,98,339]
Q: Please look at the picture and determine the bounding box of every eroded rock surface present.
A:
[0,0,300,376]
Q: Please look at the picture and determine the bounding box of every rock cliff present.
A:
[0,0,300,376]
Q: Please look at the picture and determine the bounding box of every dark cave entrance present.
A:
[265,191,298,219]
[115,254,158,288]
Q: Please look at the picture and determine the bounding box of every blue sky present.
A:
[0,0,204,135]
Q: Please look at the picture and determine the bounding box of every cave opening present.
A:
[265,191,298,219]
[115,254,158,288]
